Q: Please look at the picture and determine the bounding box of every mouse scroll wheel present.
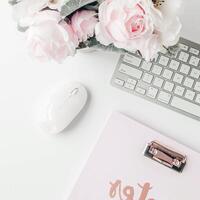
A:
[69,88,79,96]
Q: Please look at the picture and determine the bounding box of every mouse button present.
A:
[69,88,79,97]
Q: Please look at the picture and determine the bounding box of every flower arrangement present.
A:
[9,0,182,62]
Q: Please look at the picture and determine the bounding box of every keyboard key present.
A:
[180,64,190,74]
[189,56,200,67]
[173,73,183,84]
[179,43,189,51]
[124,83,135,90]
[127,78,137,85]
[160,48,168,54]
[158,91,171,104]
[178,52,189,62]
[171,96,200,118]
[189,48,199,56]
[152,65,162,75]
[159,55,169,66]
[173,50,179,58]
[185,90,195,101]
[195,94,200,104]
[183,77,194,88]
[114,78,124,86]
[153,77,164,88]
[147,87,158,98]
[162,69,173,79]
[164,81,174,92]
[123,54,142,67]
[151,53,159,62]
[194,82,200,92]
[190,68,200,79]
[135,87,146,95]
[142,73,153,83]
[141,61,152,71]
[119,64,143,79]
[169,60,180,70]
[174,86,185,96]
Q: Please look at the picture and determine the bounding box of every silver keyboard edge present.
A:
[111,37,200,122]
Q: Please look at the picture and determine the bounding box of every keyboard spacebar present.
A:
[171,96,200,117]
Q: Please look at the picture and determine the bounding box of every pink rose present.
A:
[137,35,160,61]
[26,10,79,62]
[71,10,98,42]
[95,0,161,60]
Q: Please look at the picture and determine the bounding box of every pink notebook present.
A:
[68,112,200,200]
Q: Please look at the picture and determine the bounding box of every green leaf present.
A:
[93,43,128,54]
[8,0,20,6]
[81,37,128,54]
[60,0,97,17]
[83,2,99,11]
[17,24,28,32]
[97,0,104,3]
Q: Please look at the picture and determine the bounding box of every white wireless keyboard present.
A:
[111,38,200,121]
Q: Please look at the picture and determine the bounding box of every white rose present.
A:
[153,0,182,47]
[12,0,66,27]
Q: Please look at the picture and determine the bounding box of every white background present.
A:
[0,1,200,200]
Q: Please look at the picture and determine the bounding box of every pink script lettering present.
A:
[109,180,154,200]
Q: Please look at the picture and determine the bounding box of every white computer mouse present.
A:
[37,82,88,135]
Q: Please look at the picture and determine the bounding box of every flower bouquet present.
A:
[9,0,182,62]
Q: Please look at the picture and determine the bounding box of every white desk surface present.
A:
[0,1,200,200]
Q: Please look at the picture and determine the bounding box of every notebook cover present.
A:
[68,112,200,200]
